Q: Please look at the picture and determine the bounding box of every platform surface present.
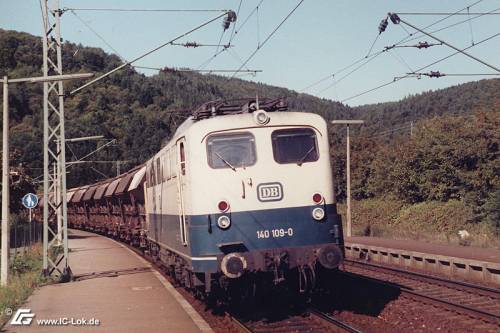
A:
[4,229,212,333]
[346,236,500,263]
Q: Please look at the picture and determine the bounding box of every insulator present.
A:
[222,10,237,31]
[417,41,430,49]
[390,13,401,24]
[378,18,388,34]
[427,71,444,78]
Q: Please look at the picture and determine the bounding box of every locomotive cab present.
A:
[190,112,343,288]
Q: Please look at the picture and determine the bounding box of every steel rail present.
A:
[227,314,255,333]
[344,259,500,298]
[341,268,500,325]
[309,308,364,333]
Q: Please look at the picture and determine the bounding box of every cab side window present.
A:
[179,142,186,176]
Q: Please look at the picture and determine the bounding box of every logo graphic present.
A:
[10,309,35,326]
[257,183,283,202]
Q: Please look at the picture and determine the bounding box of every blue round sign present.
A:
[22,193,38,209]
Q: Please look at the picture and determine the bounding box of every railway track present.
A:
[229,308,362,333]
[342,259,500,326]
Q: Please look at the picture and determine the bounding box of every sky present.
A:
[0,0,499,106]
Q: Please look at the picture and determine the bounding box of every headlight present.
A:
[217,215,231,229]
[253,110,270,125]
[312,207,325,221]
[221,252,247,278]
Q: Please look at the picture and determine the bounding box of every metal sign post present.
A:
[22,193,39,224]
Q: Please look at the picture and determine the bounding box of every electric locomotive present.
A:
[144,98,344,296]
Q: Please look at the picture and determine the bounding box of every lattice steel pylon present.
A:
[41,0,71,280]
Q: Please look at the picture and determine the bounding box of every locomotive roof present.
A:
[183,110,326,140]
[172,97,289,138]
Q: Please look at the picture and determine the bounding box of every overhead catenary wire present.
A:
[385,41,443,50]
[70,11,231,95]
[170,42,233,48]
[394,11,500,15]
[230,0,307,79]
[227,0,243,44]
[69,5,243,78]
[228,0,265,46]
[388,49,415,73]
[467,6,476,45]
[70,10,126,62]
[63,7,229,13]
[300,0,486,93]
[341,31,500,103]
[390,13,500,72]
[196,47,229,70]
[212,29,227,60]
[398,72,500,79]
[134,65,261,74]
[227,48,253,72]
[394,5,500,46]
[365,34,380,57]
[316,52,385,95]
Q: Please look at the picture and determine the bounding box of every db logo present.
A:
[257,183,283,202]
[10,309,35,325]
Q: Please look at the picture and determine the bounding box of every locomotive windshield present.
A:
[272,128,319,165]
[207,132,257,169]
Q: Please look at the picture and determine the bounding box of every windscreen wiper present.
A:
[297,146,315,166]
[215,152,237,171]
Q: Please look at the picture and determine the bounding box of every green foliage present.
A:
[0,246,45,327]
[340,111,499,207]
[480,186,500,233]
[339,199,499,248]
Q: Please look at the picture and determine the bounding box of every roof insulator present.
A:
[378,18,389,34]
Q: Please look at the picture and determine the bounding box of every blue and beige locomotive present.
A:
[143,98,344,295]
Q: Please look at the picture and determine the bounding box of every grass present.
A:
[0,245,48,327]
[338,198,500,249]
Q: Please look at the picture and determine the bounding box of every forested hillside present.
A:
[1,29,498,245]
[351,79,500,136]
[0,28,352,187]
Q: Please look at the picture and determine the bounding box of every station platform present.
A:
[4,229,213,333]
[346,236,500,263]
[345,236,500,285]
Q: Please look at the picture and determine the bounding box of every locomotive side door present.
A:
[176,138,188,246]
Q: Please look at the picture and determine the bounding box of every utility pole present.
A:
[1,73,93,286]
[331,120,364,238]
[41,0,72,279]
[1,76,9,286]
